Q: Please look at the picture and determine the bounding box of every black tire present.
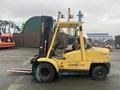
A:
[31,65,35,76]
[91,65,107,80]
[35,63,55,82]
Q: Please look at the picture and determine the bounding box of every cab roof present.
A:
[58,22,83,28]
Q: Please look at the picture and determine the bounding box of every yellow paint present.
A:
[79,29,86,61]
[47,22,60,58]
[37,58,60,71]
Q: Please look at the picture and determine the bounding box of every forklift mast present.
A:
[38,16,53,57]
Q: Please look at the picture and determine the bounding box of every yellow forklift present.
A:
[31,11,110,82]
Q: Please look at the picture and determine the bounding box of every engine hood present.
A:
[92,47,109,54]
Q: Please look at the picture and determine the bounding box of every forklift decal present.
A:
[68,64,85,67]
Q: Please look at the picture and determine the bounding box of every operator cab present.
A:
[52,22,92,58]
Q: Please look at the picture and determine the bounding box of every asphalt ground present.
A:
[0,48,120,90]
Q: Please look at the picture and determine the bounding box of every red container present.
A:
[0,34,16,48]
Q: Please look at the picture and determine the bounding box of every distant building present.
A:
[87,33,113,42]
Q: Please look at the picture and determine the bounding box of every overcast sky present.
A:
[0,0,120,36]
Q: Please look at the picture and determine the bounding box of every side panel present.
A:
[62,48,110,70]
[61,60,91,70]
[85,48,110,62]
[63,50,90,70]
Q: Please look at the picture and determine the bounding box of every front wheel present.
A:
[35,63,55,82]
[91,65,107,80]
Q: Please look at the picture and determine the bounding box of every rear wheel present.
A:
[91,65,107,80]
[35,63,55,82]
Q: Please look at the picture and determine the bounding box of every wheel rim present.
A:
[97,70,103,75]
[96,70,104,77]
[40,68,50,76]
